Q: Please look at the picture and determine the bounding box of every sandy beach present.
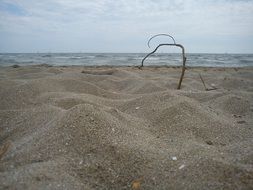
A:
[0,65,253,189]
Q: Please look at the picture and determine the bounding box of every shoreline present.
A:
[2,64,253,69]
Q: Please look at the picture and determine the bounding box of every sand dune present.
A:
[0,65,253,189]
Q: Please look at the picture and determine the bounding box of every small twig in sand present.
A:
[199,73,217,91]
[0,142,11,160]
[199,73,207,90]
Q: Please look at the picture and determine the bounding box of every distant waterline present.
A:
[0,53,253,67]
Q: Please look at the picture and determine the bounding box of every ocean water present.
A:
[0,53,253,67]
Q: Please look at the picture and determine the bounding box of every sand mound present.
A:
[210,95,251,115]
[0,66,252,189]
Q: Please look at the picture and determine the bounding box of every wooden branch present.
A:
[199,73,217,91]
[199,73,208,90]
[177,45,186,90]
[147,34,176,48]
[140,43,187,90]
[0,142,11,160]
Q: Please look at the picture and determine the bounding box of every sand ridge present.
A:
[0,65,253,189]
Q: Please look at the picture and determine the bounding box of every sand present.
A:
[0,65,253,189]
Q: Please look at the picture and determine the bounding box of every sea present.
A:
[0,53,253,67]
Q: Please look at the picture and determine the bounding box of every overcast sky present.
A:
[0,0,253,53]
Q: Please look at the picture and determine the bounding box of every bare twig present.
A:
[199,73,217,91]
[177,47,186,90]
[199,73,207,90]
[141,34,186,89]
[147,34,176,48]
[0,142,11,160]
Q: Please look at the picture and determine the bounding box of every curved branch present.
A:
[140,43,186,89]
[148,34,176,48]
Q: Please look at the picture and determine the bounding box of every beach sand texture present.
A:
[0,65,253,189]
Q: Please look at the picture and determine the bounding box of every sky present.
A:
[0,0,253,53]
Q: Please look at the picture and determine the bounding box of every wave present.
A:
[0,53,252,67]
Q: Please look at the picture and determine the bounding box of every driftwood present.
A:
[140,34,186,90]
[199,73,217,91]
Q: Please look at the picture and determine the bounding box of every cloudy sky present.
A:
[0,0,253,53]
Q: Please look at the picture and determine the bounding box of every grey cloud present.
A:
[0,0,253,53]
